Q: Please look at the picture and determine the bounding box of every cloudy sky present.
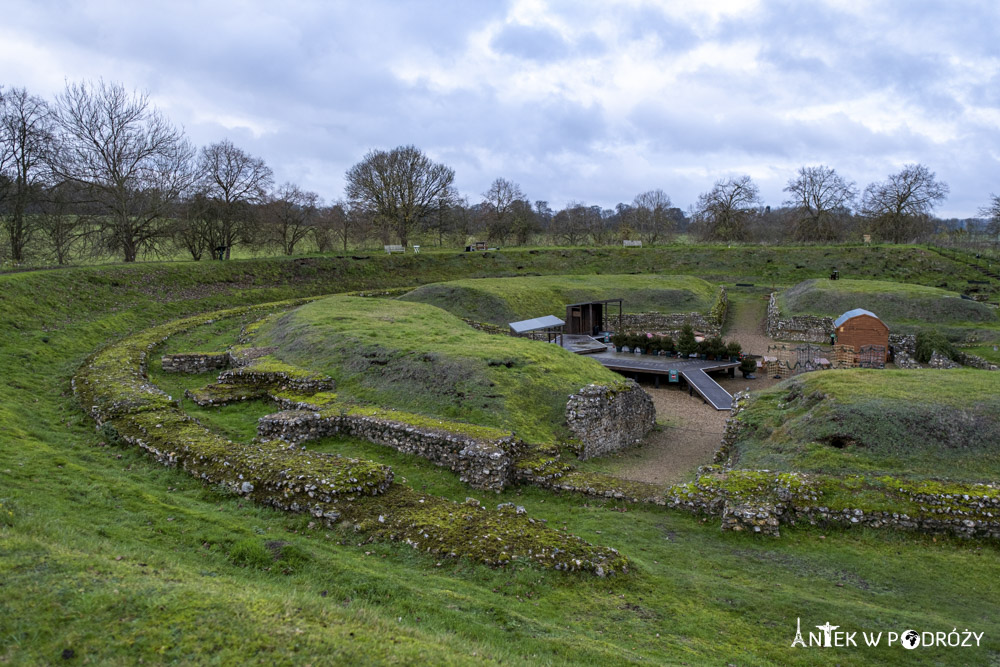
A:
[3,0,998,217]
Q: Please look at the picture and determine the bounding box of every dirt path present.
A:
[603,293,781,485]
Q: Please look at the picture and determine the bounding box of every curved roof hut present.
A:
[834,309,889,364]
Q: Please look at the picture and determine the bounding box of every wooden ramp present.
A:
[581,347,738,411]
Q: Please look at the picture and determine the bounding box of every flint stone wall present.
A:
[219,367,335,393]
[956,351,999,371]
[565,381,656,460]
[257,410,521,491]
[161,353,231,374]
[928,351,961,369]
[766,292,834,342]
[621,312,721,337]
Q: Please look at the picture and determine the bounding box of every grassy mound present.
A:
[730,369,1000,481]
[6,250,1000,664]
[779,278,998,326]
[252,296,625,443]
[399,274,718,325]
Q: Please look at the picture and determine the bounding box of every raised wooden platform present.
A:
[561,339,739,410]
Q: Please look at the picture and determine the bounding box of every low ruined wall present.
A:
[621,312,721,337]
[257,410,521,491]
[161,353,230,374]
[956,351,999,371]
[565,381,656,460]
[766,292,833,342]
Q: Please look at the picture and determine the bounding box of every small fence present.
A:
[761,343,885,377]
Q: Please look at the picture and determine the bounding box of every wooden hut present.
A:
[565,299,623,336]
[833,309,889,364]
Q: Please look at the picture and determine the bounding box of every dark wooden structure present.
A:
[833,309,889,363]
[565,299,623,336]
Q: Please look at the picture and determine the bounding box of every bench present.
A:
[622,240,642,248]
[384,244,404,254]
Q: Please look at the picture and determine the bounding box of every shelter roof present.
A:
[509,315,565,334]
[565,298,623,307]
[834,308,881,328]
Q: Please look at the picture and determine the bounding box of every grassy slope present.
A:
[2,248,999,664]
[779,278,999,327]
[731,369,1000,481]
[253,296,623,444]
[399,274,717,325]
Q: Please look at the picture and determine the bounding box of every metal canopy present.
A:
[509,315,565,334]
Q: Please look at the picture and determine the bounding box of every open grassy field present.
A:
[729,369,1000,482]
[2,247,999,664]
[399,274,718,325]
[778,278,999,328]
[252,295,623,443]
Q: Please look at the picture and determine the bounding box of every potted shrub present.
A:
[678,324,698,358]
[726,341,742,361]
[740,356,757,378]
[648,336,660,356]
[661,335,675,356]
[611,332,626,353]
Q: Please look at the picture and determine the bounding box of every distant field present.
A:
[399,274,718,325]
[253,295,623,443]
[731,369,1000,482]
[778,278,999,326]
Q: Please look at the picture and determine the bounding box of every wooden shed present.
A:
[833,309,889,364]
[565,299,623,336]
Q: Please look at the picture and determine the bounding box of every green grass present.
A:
[399,274,719,325]
[731,370,1000,481]
[252,296,625,444]
[3,248,1000,664]
[779,278,999,327]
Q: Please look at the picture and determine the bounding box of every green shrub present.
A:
[915,330,959,363]
[677,323,698,356]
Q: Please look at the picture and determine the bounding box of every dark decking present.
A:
[581,347,739,410]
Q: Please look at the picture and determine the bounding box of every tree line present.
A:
[2,80,998,265]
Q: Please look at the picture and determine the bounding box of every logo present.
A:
[790,618,983,650]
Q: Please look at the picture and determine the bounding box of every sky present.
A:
[3,0,998,218]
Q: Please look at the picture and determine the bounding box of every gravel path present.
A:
[605,295,782,486]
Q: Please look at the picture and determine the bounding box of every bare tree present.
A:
[861,164,948,243]
[979,194,1000,237]
[481,177,525,244]
[264,183,319,255]
[0,87,56,262]
[52,80,195,262]
[37,180,92,264]
[692,175,762,242]
[198,139,273,259]
[632,189,675,244]
[345,145,455,248]
[783,165,857,242]
[549,202,593,245]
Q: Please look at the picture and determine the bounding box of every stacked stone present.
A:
[765,292,834,342]
[219,366,335,393]
[721,501,781,536]
[928,351,960,369]
[565,381,656,460]
[712,391,750,466]
[256,409,521,491]
[620,313,721,338]
[956,351,999,371]
[893,349,921,369]
[161,353,231,373]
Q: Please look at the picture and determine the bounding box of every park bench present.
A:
[622,240,642,248]
[384,244,405,254]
